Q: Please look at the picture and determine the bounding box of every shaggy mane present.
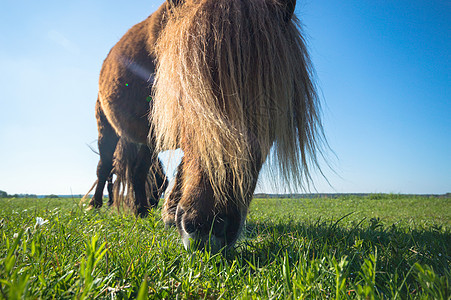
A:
[151,0,325,200]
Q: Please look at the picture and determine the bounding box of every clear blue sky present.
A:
[0,0,449,195]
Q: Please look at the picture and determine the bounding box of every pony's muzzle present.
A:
[175,205,242,252]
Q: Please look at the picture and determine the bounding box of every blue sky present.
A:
[0,0,449,195]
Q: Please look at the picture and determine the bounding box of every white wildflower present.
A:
[35,217,49,227]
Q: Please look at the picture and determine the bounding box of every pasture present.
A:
[0,194,449,299]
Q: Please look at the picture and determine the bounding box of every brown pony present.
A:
[88,0,325,251]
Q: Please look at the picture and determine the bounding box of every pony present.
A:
[87,0,325,251]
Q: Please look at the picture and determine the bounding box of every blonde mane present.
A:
[151,0,325,200]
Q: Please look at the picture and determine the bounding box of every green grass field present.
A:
[1,195,449,299]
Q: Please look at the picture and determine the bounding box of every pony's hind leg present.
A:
[90,99,119,208]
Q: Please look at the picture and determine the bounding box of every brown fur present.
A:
[87,0,325,249]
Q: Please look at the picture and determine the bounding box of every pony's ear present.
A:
[282,0,296,22]
[167,0,184,9]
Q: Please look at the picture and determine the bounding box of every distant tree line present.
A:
[0,190,39,198]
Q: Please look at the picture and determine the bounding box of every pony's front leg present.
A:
[132,145,166,217]
[106,174,114,206]
[162,158,184,228]
[148,158,168,209]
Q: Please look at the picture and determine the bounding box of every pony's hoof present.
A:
[85,205,96,211]
[86,201,102,211]
[136,207,149,218]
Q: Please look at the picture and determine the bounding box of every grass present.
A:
[0,194,449,299]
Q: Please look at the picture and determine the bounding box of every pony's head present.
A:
[152,0,324,250]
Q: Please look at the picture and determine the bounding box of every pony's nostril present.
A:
[212,215,229,238]
[181,217,197,235]
[176,205,242,252]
